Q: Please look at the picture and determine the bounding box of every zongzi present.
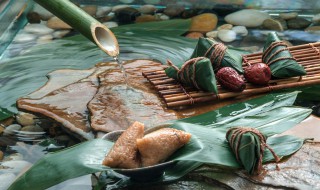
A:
[190,37,244,74]
[165,57,218,94]
[262,32,306,78]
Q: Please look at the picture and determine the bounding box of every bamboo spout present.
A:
[34,0,119,57]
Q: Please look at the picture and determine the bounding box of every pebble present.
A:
[139,5,156,14]
[0,117,14,127]
[103,21,118,28]
[287,17,311,29]
[225,9,271,27]
[156,13,170,20]
[27,12,41,23]
[21,125,44,132]
[16,112,36,126]
[275,17,288,30]
[312,13,320,24]
[47,17,72,30]
[217,24,233,31]
[163,4,185,17]
[305,26,320,34]
[262,18,284,31]
[3,124,22,136]
[96,6,112,17]
[217,29,237,42]
[114,7,141,24]
[32,4,54,21]
[112,5,131,12]
[0,150,3,161]
[0,173,16,190]
[135,15,158,23]
[206,30,218,38]
[24,23,54,35]
[81,5,97,16]
[143,0,161,4]
[0,126,5,135]
[279,12,298,20]
[185,32,204,39]
[231,26,248,36]
[1,160,32,175]
[52,30,71,38]
[119,0,135,3]
[13,33,37,43]
[189,13,218,33]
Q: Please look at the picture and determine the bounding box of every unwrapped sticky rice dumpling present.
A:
[137,128,191,167]
[102,121,144,169]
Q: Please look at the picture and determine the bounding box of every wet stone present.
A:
[232,26,248,36]
[305,26,320,34]
[20,125,44,132]
[139,4,156,14]
[287,17,311,29]
[217,24,233,31]
[279,12,298,20]
[47,17,72,30]
[0,150,3,161]
[0,136,16,146]
[81,5,97,16]
[27,12,41,23]
[185,32,204,39]
[189,13,218,33]
[262,18,284,31]
[163,4,185,17]
[0,126,4,135]
[206,30,218,38]
[16,112,37,126]
[114,7,141,24]
[135,15,159,23]
[96,6,112,17]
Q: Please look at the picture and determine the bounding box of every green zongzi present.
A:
[262,32,306,78]
[190,37,244,74]
[165,57,218,94]
[226,127,280,175]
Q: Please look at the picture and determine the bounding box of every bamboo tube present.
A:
[34,0,119,57]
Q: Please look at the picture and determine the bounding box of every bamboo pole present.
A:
[34,0,119,57]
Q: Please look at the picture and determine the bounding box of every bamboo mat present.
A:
[142,42,320,108]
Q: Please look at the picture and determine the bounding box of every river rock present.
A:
[103,21,118,28]
[287,17,311,29]
[206,30,218,38]
[135,15,159,23]
[81,5,97,16]
[0,126,4,135]
[27,12,41,23]
[1,160,32,175]
[156,13,170,20]
[0,150,3,161]
[163,4,185,17]
[53,30,71,38]
[279,12,298,20]
[3,124,22,136]
[262,18,284,31]
[16,112,36,126]
[21,125,44,132]
[47,17,72,30]
[13,33,37,43]
[24,24,54,35]
[119,0,134,3]
[114,7,141,24]
[32,4,53,21]
[112,5,131,12]
[217,24,233,31]
[312,13,320,24]
[96,6,112,17]
[305,26,320,34]
[225,9,271,27]
[232,26,248,36]
[143,0,160,4]
[139,4,156,14]
[0,173,16,190]
[218,29,237,42]
[185,32,204,39]
[189,13,218,33]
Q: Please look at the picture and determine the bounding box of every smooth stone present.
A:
[20,125,44,132]
[32,4,53,21]
[189,13,218,33]
[206,30,218,38]
[0,117,14,128]
[16,112,36,126]
[13,33,36,44]
[312,13,320,24]
[96,6,112,17]
[275,17,288,30]
[163,4,185,17]
[52,30,71,38]
[114,7,141,24]
[24,24,54,35]
[103,21,118,28]
[279,12,298,20]
[156,13,170,20]
[232,26,248,36]
[225,9,271,27]
[3,153,23,161]
[119,0,134,3]
[262,18,284,31]
[112,5,131,12]
[287,17,311,29]
[139,5,156,14]
[1,160,32,175]
[81,5,97,16]
[143,0,160,4]
[217,24,233,31]
[185,32,204,39]
[0,137,16,146]
[0,173,16,190]
[47,17,72,30]
[0,151,3,161]
[217,29,237,42]
[135,15,159,23]
[27,12,41,23]
[0,126,4,135]
[305,26,320,34]
[181,9,198,19]
[3,124,22,136]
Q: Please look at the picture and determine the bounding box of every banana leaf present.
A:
[262,32,306,78]
[165,57,218,93]
[190,37,244,74]
[9,92,312,190]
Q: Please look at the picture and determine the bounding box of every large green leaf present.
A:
[9,92,311,190]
